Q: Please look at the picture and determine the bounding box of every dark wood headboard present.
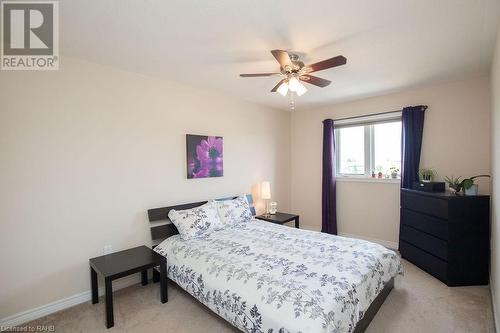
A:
[147,194,256,246]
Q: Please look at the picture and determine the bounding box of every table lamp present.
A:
[261,181,271,217]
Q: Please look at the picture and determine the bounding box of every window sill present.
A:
[336,177,400,184]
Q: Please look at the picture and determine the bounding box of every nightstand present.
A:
[255,212,300,228]
[89,245,167,329]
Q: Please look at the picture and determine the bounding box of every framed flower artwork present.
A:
[186,134,223,179]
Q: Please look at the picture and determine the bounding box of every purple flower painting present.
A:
[186,134,223,179]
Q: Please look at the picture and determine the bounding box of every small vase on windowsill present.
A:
[389,167,399,179]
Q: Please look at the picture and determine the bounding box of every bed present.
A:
[148,195,402,333]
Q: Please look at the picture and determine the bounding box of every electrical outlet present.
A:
[103,245,113,255]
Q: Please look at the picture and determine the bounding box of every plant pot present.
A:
[391,173,398,179]
[464,184,478,196]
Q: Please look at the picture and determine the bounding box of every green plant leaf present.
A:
[470,175,490,181]
[462,179,473,190]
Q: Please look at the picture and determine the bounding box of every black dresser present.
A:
[400,188,490,286]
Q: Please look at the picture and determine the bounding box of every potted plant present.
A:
[444,175,490,195]
[461,175,490,195]
[444,176,462,193]
[389,167,399,179]
[419,168,435,182]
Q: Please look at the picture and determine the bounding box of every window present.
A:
[338,126,365,175]
[335,112,402,179]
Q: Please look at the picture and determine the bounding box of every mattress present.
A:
[154,219,402,333]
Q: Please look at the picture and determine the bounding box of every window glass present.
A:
[338,126,365,175]
[373,122,402,175]
[335,118,402,178]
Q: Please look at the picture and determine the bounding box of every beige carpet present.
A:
[20,259,495,333]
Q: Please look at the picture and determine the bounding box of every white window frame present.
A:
[334,111,402,179]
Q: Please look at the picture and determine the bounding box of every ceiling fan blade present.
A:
[271,50,293,68]
[300,75,332,87]
[305,55,347,73]
[240,73,280,77]
[271,79,286,92]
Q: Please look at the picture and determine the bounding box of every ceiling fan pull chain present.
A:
[290,92,295,111]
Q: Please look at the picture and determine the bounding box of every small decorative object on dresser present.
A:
[444,174,491,195]
[461,174,490,195]
[414,168,444,192]
[444,175,462,193]
[418,168,436,182]
[269,201,278,214]
[256,212,300,229]
[412,181,445,192]
[89,246,167,329]
[399,188,490,286]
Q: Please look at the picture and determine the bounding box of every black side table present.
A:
[89,245,167,329]
[256,212,300,228]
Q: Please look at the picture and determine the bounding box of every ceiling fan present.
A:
[240,50,347,97]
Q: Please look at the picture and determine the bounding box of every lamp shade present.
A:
[261,181,271,200]
[277,81,289,96]
[288,77,301,92]
[295,82,307,96]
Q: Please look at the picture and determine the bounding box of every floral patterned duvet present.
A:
[154,219,402,333]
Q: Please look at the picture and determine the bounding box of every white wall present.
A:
[490,27,500,331]
[291,76,491,245]
[0,57,291,320]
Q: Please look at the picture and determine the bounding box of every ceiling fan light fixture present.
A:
[240,50,346,99]
[277,81,289,96]
[288,77,301,92]
[295,82,307,96]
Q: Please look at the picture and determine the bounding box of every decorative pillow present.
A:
[216,196,253,227]
[168,200,223,240]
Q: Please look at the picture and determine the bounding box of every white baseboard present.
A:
[0,275,142,330]
[491,282,498,333]
[338,232,399,250]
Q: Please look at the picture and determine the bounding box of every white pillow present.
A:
[168,200,223,240]
[216,196,253,227]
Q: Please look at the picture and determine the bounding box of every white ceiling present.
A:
[60,0,500,111]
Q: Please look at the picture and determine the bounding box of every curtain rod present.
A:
[325,105,428,123]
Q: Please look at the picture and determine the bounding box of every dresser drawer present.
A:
[400,241,447,283]
[401,191,448,220]
[400,225,448,260]
[401,208,448,240]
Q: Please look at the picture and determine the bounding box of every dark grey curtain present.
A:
[322,119,337,235]
[401,105,427,189]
